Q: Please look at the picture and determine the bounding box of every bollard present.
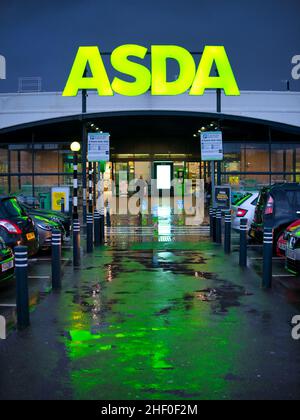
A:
[73,219,81,267]
[51,229,62,290]
[106,206,111,228]
[262,227,273,289]
[94,211,101,246]
[15,246,30,329]
[100,208,105,244]
[86,214,94,253]
[216,209,222,244]
[239,218,248,267]
[209,208,213,238]
[61,198,65,213]
[212,208,217,242]
[224,210,232,254]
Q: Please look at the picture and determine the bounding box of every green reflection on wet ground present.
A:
[60,238,250,400]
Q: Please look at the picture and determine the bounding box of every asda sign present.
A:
[63,45,240,97]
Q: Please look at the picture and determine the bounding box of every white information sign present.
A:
[88,132,110,162]
[200,131,223,161]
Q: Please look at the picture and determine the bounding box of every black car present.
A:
[0,236,14,284]
[0,196,39,256]
[249,183,300,248]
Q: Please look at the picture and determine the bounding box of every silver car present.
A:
[32,215,64,251]
[231,192,259,231]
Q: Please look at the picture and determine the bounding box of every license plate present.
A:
[26,232,35,241]
[1,259,14,272]
[287,248,296,261]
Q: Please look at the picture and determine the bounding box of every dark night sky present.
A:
[0,0,299,93]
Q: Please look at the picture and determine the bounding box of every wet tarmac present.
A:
[0,225,300,400]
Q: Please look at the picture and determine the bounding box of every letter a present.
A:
[190,46,240,96]
[63,47,113,96]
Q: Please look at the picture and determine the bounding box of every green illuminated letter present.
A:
[111,44,151,96]
[151,46,196,95]
[190,46,240,96]
[62,46,113,96]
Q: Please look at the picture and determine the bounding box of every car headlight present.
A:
[37,223,52,231]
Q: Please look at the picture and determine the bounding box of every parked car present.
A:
[276,219,300,257]
[30,214,65,251]
[20,202,71,238]
[231,192,259,231]
[0,236,14,284]
[249,183,300,250]
[285,227,300,274]
[0,196,39,256]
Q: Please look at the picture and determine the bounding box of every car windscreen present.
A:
[0,198,28,218]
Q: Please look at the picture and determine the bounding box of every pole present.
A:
[82,123,87,225]
[73,151,80,266]
[15,246,30,329]
[209,207,213,238]
[94,210,101,246]
[212,208,217,243]
[239,218,248,267]
[216,209,222,244]
[88,162,93,214]
[86,214,94,253]
[224,210,232,254]
[51,229,62,290]
[262,227,273,288]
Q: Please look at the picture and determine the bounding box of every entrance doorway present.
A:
[154,162,174,196]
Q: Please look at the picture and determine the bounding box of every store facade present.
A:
[0,90,300,203]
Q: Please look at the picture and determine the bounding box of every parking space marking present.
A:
[272,274,296,278]
[0,304,16,307]
[28,276,50,279]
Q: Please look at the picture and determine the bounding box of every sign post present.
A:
[88,132,110,162]
[200,131,223,207]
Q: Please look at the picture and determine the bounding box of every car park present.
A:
[231,192,259,231]
[249,183,300,250]
[0,196,39,256]
[0,236,14,284]
[276,219,300,257]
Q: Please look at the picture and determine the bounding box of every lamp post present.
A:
[70,141,81,219]
[70,141,81,266]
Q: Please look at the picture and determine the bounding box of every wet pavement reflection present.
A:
[1,209,300,400]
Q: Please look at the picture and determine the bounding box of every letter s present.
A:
[0,55,6,80]
[291,315,300,340]
[291,55,300,80]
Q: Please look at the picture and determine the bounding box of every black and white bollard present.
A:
[224,210,232,254]
[100,207,105,244]
[86,214,94,253]
[52,229,62,290]
[209,208,213,238]
[239,218,248,267]
[15,246,30,330]
[73,219,81,267]
[262,227,273,289]
[216,209,222,244]
[94,210,101,246]
[106,205,111,228]
[212,208,217,243]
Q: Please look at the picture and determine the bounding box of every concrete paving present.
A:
[0,233,300,400]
